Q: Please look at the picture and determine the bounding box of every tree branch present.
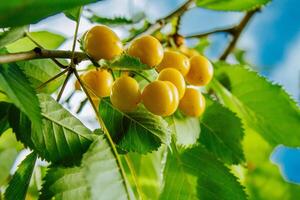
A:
[129,0,195,41]
[0,48,88,64]
[36,67,70,90]
[219,9,259,60]
[184,27,235,39]
[56,70,73,102]
[26,32,68,68]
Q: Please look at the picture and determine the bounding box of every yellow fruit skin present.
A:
[84,25,123,60]
[110,76,141,112]
[179,45,200,58]
[157,68,186,99]
[128,35,163,67]
[185,55,213,86]
[74,79,81,90]
[82,69,113,98]
[164,81,179,116]
[91,97,100,107]
[156,50,190,76]
[142,81,174,116]
[179,88,206,117]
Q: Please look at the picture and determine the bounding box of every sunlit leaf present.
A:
[17,59,66,93]
[0,130,23,185]
[0,102,10,135]
[64,7,82,21]
[0,63,42,131]
[197,0,271,11]
[99,99,171,154]
[169,111,200,147]
[89,16,133,25]
[123,148,165,199]
[200,99,245,164]
[4,152,37,200]
[192,37,210,54]
[105,54,149,70]
[31,94,96,165]
[9,94,96,166]
[0,26,28,48]
[243,130,300,200]
[40,134,130,200]
[6,31,66,52]
[212,63,300,147]
[0,0,98,28]
[160,145,247,200]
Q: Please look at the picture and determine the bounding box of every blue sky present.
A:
[30,0,300,184]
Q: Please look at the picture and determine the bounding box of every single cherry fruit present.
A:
[142,80,178,116]
[157,68,186,99]
[156,50,190,76]
[128,35,164,67]
[164,81,179,116]
[185,55,213,86]
[82,69,113,98]
[179,88,206,117]
[110,76,141,112]
[84,25,123,60]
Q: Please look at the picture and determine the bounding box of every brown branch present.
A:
[0,48,88,64]
[56,70,73,102]
[184,27,235,39]
[129,0,195,41]
[69,7,82,69]
[219,9,259,60]
[76,97,88,114]
[36,67,70,90]
[26,32,68,68]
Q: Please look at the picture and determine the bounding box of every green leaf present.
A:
[0,0,98,28]
[0,63,42,131]
[64,7,82,21]
[8,105,35,149]
[192,37,210,54]
[199,99,245,164]
[160,145,247,200]
[17,59,66,93]
[99,99,171,154]
[212,63,300,147]
[40,167,88,199]
[0,102,10,135]
[0,148,18,185]
[0,90,10,102]
[30,94,96,165]
[169,112,200,147]
[196,0,271,11]
[105,54,149,70]
[4,152,37,200]
[243,130,300,200]
[88,12,145,26]
[233,49,250,65]
[40,135,130,200]
[89,16,133,25]
[8,94,96,166]
[0,128,24,150]
[6,31,66,53]
[124,21,151,43]
[0,26,28,48]
[0,129,23,185]
[123,149,165,199]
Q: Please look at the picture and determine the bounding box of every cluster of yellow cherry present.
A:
[76,25,213,117]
